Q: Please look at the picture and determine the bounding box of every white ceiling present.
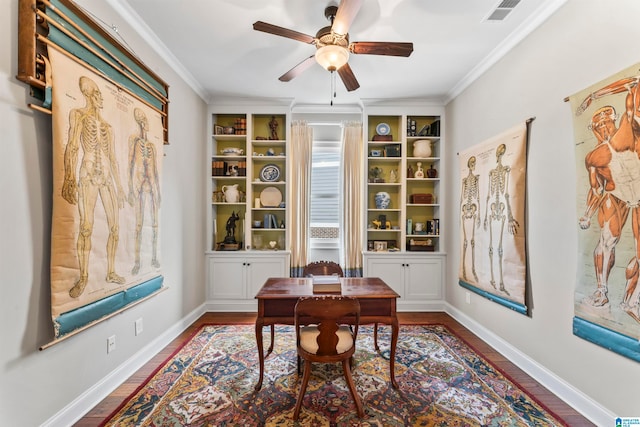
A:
[108,0,565,106]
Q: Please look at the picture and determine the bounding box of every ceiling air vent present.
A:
[486,0,521,21]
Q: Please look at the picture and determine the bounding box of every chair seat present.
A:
[300,325,353,354]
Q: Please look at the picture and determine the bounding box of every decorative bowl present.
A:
[221,147,244,155]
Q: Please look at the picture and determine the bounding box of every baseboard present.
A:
[444,303,614,426]
[42,303,208,427]
[205,299,258,312]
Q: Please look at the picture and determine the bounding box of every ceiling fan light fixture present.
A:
[315,44,349,71]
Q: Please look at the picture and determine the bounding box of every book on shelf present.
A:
[263,213,278,229]
[311,275,342,293]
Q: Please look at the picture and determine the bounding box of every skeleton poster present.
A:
[49,47,164,339]
[569,62,640,362]
[458,122,528,314]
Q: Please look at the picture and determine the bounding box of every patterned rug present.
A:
[101,324,566,426]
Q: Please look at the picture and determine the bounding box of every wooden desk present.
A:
[254,277,400,390]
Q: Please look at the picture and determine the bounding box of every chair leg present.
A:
[293,359,311,421]
[373,323,380,352]
[342,359,364,418]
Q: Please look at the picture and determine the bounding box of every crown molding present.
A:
[105,0,208,101]
[444,0,568,104]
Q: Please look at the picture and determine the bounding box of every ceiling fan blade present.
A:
[337,63,360,92]
[332,0,363,36]
[349,42,414,57]
[253,21,315,44]
[278,55,316,82]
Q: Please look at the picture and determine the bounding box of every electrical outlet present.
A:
[135,318,143,336]
[107,335,116,353]
[465,291,471,304]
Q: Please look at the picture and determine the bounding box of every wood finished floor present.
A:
[75,312,595,426]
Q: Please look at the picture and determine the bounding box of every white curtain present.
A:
[340,121,364,277]
[289,120,313,276]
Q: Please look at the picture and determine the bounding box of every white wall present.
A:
[0,0,207,425]
[445,0,640,419]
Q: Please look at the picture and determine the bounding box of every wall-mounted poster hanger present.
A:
[16,0,170,144]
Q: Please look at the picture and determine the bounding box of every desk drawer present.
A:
[359,299,392,317]
[263,299,297,317]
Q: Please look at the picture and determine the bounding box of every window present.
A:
[310,139,341,248]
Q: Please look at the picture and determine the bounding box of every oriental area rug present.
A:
[101,324,566,426]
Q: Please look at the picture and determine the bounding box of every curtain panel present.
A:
[289,121,313,277]
[341,121,364,277]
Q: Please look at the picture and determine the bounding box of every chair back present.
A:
[295,296,360,357]
[303,261,344,277]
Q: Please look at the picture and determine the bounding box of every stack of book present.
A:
[263,213,279,229]
[311,275,341,293]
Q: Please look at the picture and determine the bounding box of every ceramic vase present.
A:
[413,140,432,158]
[375,191,391,209]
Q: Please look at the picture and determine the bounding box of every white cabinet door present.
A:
[208,256,246,299]
[246,255,288,298]
[365,256,406,297]
[405,257,443,300]
[364,253,445,310]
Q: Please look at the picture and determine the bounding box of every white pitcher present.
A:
[222,184,239,203]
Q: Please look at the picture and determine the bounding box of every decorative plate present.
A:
[376,122,390,135]
[260,164,281,182]
[260,186,282,207]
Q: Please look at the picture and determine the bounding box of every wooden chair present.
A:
[302,260,344,277]
[264,262,344,358]
[293,296,364,420]
[303,260,382,351]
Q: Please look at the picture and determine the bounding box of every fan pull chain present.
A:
[330,70,336,106]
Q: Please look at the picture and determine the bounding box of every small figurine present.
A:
[407,164,414,178]
[268,116,279,140]
[224,211,240,244]
[389,169,398,183]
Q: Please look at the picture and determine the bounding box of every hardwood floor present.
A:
[75,312,594,426]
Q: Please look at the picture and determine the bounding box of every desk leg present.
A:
[267,324,274,355]
[390,318,399,389]
[255,319,264,391]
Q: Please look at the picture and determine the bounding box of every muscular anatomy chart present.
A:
[569,62,640,361]
[458,123,528,314]
[49,48,164,338]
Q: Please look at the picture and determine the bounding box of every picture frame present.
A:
[385,144,401,157]
[370,149,382,157]
[214,125,223,135]
[374,241,387,252]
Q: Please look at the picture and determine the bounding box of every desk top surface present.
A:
[255,277,400,299]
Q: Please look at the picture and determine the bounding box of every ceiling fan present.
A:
[253,0,414,92]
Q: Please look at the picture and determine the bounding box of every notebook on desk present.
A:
[311,275,342,293]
